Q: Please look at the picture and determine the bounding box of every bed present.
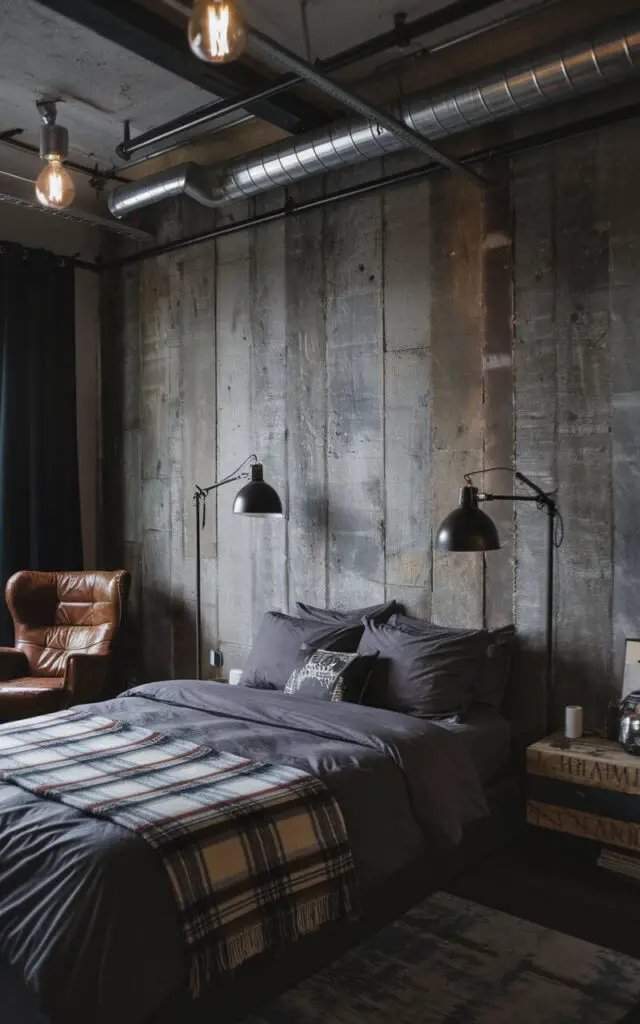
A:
[0,678,522,1024]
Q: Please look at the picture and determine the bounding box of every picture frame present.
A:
[622,638,640,696]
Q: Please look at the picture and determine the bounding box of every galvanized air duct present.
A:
[108,14,640,219]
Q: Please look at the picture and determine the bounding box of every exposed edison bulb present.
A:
[188,0,246,63]
[35,157,75,210]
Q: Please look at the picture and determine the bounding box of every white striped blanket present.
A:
[0,709,356,996]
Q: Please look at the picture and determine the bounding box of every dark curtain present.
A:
[0,241,83,644]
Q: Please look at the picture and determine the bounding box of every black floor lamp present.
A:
[435,468,562,734]
[194,454,283,680]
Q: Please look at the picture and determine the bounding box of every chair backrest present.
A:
[5,570,131,677]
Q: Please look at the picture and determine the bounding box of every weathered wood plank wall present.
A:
[382,154,431,617]
[102,122,640,734]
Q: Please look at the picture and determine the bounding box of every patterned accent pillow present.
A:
[284,646,378,704]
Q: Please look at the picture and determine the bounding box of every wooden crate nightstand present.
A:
[527,735,640,853]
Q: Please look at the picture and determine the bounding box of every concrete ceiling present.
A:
[242,0,547,72]
[0,0,247,166]
[6,0,624,232]
[0,0,551,170]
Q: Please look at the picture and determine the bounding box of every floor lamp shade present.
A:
[232,463,283,517]
[436,486,500,552]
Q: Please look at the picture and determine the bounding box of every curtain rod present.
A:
[99,100,640,273]
[0,238,99,274]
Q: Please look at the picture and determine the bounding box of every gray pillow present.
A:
[241,612,365,692]
[388,614,515,708]
[284,646,379,703]
[358,618,489,718]
[295,600,402,626]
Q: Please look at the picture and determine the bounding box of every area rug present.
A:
[242,891,640,1024]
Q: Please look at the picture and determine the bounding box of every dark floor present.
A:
[447,826,640,960]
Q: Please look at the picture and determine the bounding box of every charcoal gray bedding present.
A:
[441,705,514,785]
[0,680,492,1024]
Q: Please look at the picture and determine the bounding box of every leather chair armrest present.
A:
[63,654,111,706]
[0,648,29,681]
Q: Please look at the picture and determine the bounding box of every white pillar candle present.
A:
[565,705,583,740]
[228,669,243,687]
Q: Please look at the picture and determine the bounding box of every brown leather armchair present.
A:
[0,570,131,723]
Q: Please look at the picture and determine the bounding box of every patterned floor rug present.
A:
[242,892,640,1024]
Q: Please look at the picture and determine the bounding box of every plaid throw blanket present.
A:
[0,709,356,996]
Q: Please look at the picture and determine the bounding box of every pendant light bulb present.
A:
[35,157,75,210]
[35,100,75,210]
[188,0,246,63]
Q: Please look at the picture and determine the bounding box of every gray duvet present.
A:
[0,681,488,1024]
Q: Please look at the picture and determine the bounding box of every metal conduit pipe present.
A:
[116,79,298,159]
[116,0,516,160]
[108,13,640,219]
[114,114,254,171]
[103,101,640,271]
[108,3,549,172]
[244,27,486,186]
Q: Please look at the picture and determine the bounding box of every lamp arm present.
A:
[515,470,556,509]
[194,474,244,501]
[465,466,557,511]
[481,493,540,503]
[194,453,259,503]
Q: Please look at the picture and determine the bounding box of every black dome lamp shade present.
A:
[233,463,283,517]
[436,486,500,552]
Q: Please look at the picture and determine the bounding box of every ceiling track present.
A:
[0,189,151,241]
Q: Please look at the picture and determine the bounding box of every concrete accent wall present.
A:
[101,121,640,735]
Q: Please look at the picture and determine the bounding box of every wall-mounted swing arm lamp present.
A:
[436,468,563,733]
[194,454,283,679]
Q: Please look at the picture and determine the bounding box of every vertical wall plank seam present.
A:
[508,157,518,629]
[429,209,434,614]
[381,182,388,599]
[546,148,560,711]
[93,266,104,568]
[137,267,145,661]
[284,319,291,616]
[214,224,220,649]
[249,203,257,624]
[321,193,330,609]
[282,188,290,616]
[481,168,488,631]
[600,130,615,691]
